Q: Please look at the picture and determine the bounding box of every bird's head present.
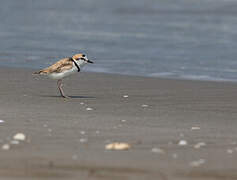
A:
[72,53,93,65]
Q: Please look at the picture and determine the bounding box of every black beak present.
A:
[87,60,94,64]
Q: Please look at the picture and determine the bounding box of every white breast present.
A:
[48,66,78,80]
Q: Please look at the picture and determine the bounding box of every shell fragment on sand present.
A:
[190,159,206,167]
[123,95,129,98]
[86,108,93,111]
[13,133,26,141]
[79,138,87,143]
[172,153,178,159]
[2,144,10,150]
[178,140,188,146]
[72,154,78,160]
[151,148,165,154]
[191,127,200,130]
[227,149,234,154]
[105,142,131,150]
[194,142,206,149]
[0,120,5,123]
[80,131,85,135]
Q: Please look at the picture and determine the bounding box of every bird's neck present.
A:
[71,57,86,68]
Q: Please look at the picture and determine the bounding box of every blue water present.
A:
[1,0,237,81]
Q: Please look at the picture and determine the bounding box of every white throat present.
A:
[72,58,87,68]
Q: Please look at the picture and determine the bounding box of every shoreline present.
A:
[0,66,237,179]
[1,64,237,84]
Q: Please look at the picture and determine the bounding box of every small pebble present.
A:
[72,154,78,160]
[79,138,87,143]
[178,140,188,146]
[141,104,149,107]
[80,102,85,105]
[123,95,129,98]
[95,130,100,134]
[172,153,178,159]
[121,119,126,123]
[151,148,165,154]
[190,159,206,167]
[80,131,85,135]
[2,144,10,150]
[86,108,93,111]
[194,142,206,149]
[0,120,5,123]
[105,142,131,150]
[227,149,233,154]
[48,128,52,132]
[13,133,26,141]
[191,127,200,130]
[43,124,48,128]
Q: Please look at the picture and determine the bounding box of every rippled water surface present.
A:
[1,0,237,81]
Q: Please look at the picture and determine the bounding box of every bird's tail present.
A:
[32,70,45,75]
[33,71,40,75]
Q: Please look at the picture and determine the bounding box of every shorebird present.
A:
[34,53,93,98]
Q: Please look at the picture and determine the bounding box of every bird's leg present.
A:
[57,79,69,98]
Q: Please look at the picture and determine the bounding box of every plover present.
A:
[34,53,93,98]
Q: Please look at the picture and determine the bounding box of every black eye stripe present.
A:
[81,58,86,61]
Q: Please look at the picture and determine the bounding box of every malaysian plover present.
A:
[34,53,93,98]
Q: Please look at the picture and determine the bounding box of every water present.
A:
[1,0,237,82]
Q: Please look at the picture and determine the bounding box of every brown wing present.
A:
[36,58,73,74]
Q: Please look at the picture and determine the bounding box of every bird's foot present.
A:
[61,95,71,99]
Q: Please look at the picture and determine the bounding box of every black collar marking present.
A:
[71,57,80,72]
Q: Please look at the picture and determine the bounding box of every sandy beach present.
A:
[0,67,237,179]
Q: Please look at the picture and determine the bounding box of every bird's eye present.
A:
[82,54,86,57]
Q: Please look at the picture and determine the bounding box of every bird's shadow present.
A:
[41,95,95,99]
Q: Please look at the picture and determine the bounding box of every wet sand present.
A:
[0,67,237,179]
